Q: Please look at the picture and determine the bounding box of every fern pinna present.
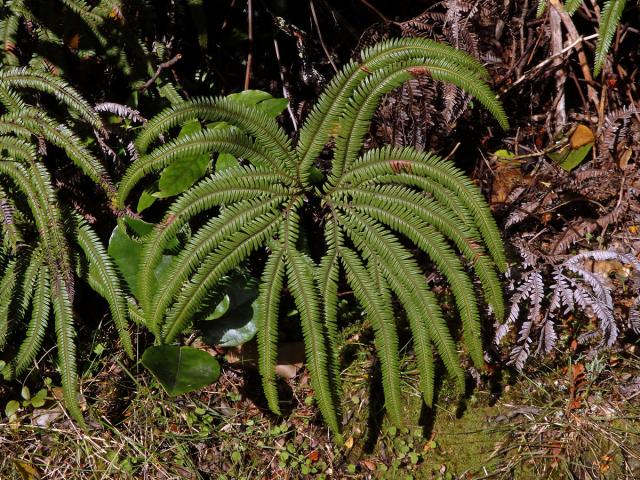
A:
[118,38,509,435]
[0,68,132,425]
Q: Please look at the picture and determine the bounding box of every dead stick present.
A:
[550,5,566,130]
[309,0,337,73]
[549,0,599,109]
[244,0,253,90]
[140,54,182,91]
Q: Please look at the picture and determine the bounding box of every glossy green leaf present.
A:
[20,386,30,401]
[5,400,19,417]
[30,389,47,408]
[559,143,593,172]
[208,294,230,320]
[157,119,211,198]
[227,89,272,106]
[548,140,593,172]
[137,188,157,213]
[227,90,287,118]
[108,221,176,298]
[215,152,239,171]
[493,149,515,159]
[256,98,288,118]
[200,279,259,347]
[141,345,221,396]
[123,217,155,237]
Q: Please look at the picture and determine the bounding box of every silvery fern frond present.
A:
[498,248,640,369]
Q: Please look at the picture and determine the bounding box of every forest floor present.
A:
[1,1,640,478]
[0,338,639,478]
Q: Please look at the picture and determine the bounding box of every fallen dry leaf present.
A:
[570,124,595,149]
[31,409,63,428]
[360,460,376,471]
[491,163,523,205]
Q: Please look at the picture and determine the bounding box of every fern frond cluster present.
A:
[0,67,132,425]
[0,0,208,92]
[119,38,508,434]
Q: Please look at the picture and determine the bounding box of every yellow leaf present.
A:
[570,124,595,149]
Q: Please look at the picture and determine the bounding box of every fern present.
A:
[594,0,627,75]
[497,248,640,369]
[0,67,132,425]
[537,0,627,75]
[119,38,507,434]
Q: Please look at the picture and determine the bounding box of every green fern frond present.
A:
[60,0,106,28]
[0,85,27,111]
[296,37,506,182]
[340,219,437,405]
[330,55,509,178]
[0,184,21,253]
[3,110,115,196]
[15,264,50,376]
[369,256,436,406]
[75,217,133,358]
[565,0,584,15]
[134,97,297,173]
[536,0,548,17]
[0,258,17,349]
[135,165,292,315]
[50,271,84,426]
[17,245,43,319]
[340,246,403,426]
[337,146,507,272]
[594,0,626,76]
[339,211,466,393]
[256,245,286,414]
[0,10,21,66]
[0,160,83,424]
[0,135,37,162]
[0,68,102,129]
[118,128,295,207]
[149,197,287,331]
[340,198,484,366]
[285,244,341,437]
[347,185,504,321]
[162,211,282,343]
[316,218,343,413]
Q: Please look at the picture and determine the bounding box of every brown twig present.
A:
[550,5,567,130]
[139,54,182,91]
[549,0,599,109]
[244,0,253,90]
[309,0,337,73]
[273,37,298,130]
[358,0,390,23]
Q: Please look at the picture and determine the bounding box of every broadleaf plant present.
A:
[117,38,509,436]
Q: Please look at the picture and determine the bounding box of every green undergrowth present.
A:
[1,324,639,479]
